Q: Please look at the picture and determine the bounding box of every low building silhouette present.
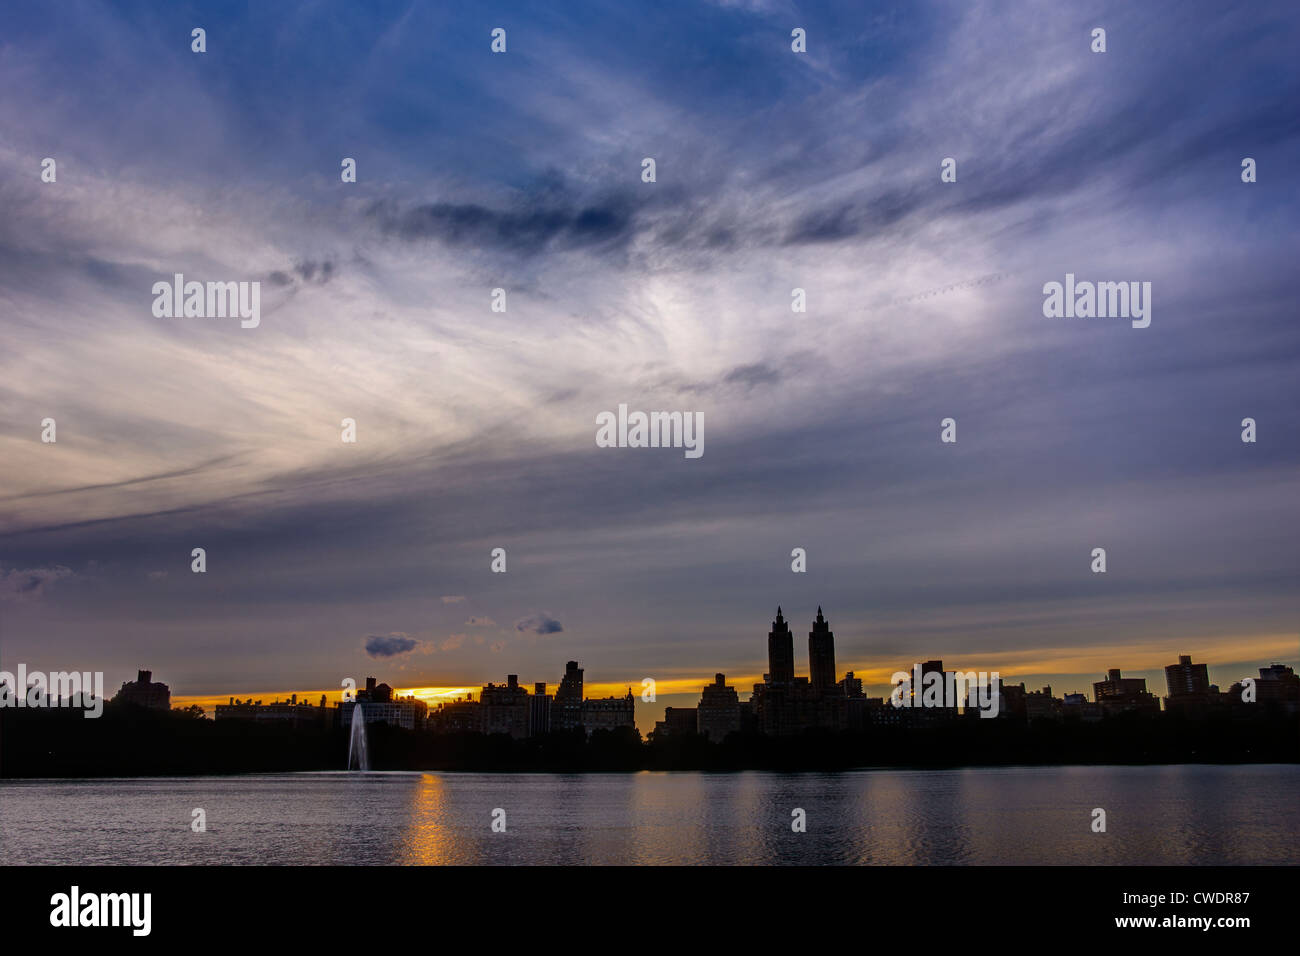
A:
[1254,663,1300,714]
[215,693,330,728]
[340,676,427,731]
[1163,655,1224,718]
[1062,692,1103,721]
[697,674,741,740]
[529,682,552,736]
[1024,686,1063,721]
[427,664,637,738]
[112,670,170,711]
[581,691,637,737]
[1227,663,1300,717]
[481,674,530,739]
[429,694,481,733]
[1093,668,1160,716]
[651,706,699,740]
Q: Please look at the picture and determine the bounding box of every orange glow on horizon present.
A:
[173,685,477,712]
[167,632,1295,712]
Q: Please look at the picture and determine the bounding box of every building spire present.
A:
[808,606,835,692]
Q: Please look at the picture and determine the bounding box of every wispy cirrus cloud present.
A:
[0,0,1294,700]
[0,566,73,602]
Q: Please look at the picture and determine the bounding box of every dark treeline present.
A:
[2,703,1296,776]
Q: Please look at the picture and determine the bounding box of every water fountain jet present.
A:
[347,704,370,771]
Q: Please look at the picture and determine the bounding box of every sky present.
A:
[1,0,1298,730]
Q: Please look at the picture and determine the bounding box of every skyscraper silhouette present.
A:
[554,660,585,731]
[768,606,794,684]
[809,606,836,692]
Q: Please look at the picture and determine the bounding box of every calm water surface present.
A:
[2,764,1295,865]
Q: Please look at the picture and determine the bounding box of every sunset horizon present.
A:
[1,0,1296,928]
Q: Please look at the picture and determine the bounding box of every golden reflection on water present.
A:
[400,773,452,864]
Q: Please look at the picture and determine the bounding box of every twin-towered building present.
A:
[654,607,871,740]
[205,638,1298,741]
[654,607,907,740]
[653,611,1300,741]
[751,606,864,736]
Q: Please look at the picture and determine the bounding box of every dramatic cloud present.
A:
[367,196,636,256]
[0,0,1294,704]
[364,634,420,659]
[514,614,564,636]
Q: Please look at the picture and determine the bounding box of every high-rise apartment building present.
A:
[553,661,585,731]
[808,607,836,693]
[767,607,794,684]
[697,673,741,741]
